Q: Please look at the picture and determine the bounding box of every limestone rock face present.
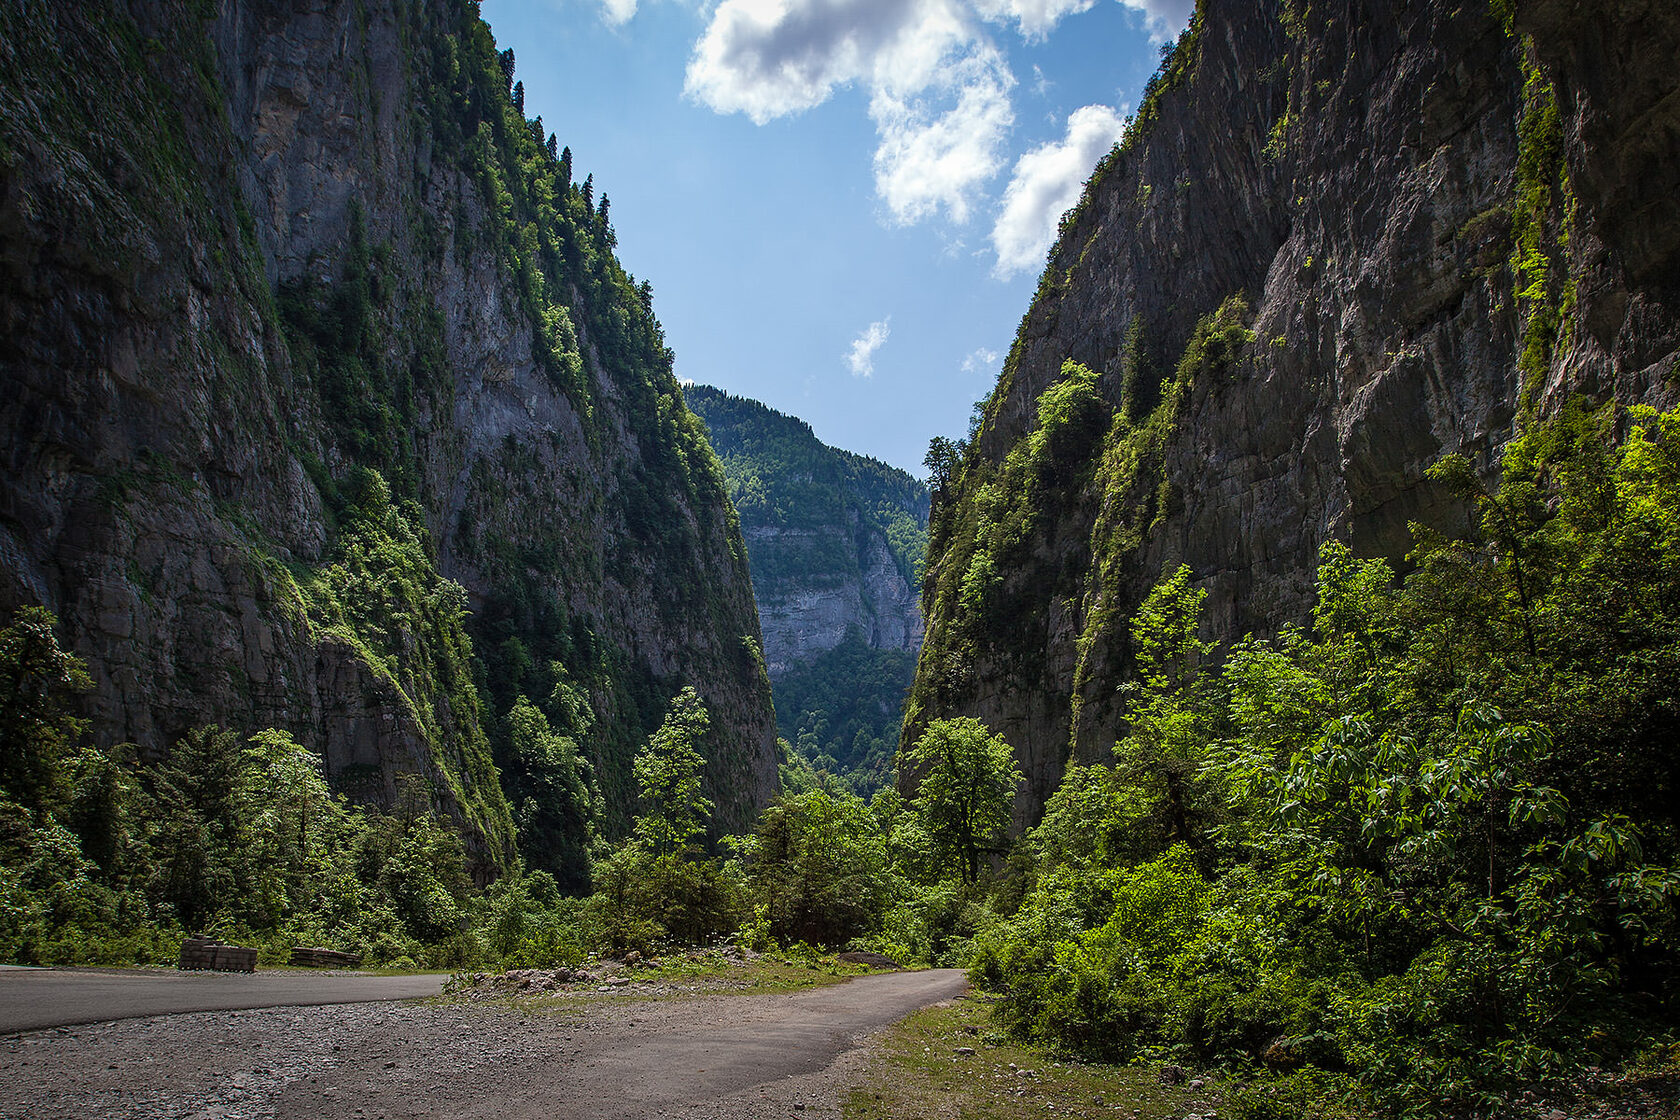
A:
[0,0,778,861]
[906,0,1680,826]
[746,517,923,677]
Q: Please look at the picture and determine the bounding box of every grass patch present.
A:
[645,950,873,993]
[844,997,1233,1120]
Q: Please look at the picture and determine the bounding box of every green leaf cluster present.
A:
[905,718,1023,887]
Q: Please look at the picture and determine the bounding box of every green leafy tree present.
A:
[235,729,337,931]
[633,686,713,855]
[973,399,1680,1109]
[64,742,142,883]
[906,717,1022,884]
[1113,565,1225,858]
[146,726,244,932]
[587,687,749,951]
[505,692,599,891]
[924,435,960,493]
[747,789,892,945]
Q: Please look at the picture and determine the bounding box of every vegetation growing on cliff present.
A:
[285,467,517,868]
[5,401,1677,1115]
[269,0,765,859]
[0,635,492,969]
[773,630,918,795]
[0,628,970,973]
[968,402,1680,1113]
[907,296,1252,747]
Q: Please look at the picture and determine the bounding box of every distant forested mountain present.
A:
[684,386,927,791]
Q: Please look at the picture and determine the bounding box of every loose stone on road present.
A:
[0,967,970,1119]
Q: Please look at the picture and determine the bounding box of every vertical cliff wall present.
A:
[904,0,1680,825]
[0,0,779,869]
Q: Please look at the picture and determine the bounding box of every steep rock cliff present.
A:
[0,0,779,871]
[905,0,1680,824]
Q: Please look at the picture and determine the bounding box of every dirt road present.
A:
[0,968,969,1119]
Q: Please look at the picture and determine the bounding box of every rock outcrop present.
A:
[0,0,779,867]
[905,0,1680,825]
[743,524,921,676]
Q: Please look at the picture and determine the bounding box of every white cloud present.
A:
[870,50,1013,224]
[962,346,1000,373]
[599,0,639,25]
[990,102,1126,277]
[1118,0,1195,40]
[684,0,1191,233]
[846,318,892,377]
[687,0,1008,222]
[977,0,1195,43]
[972,0,1093,40]
[686,0,970,123]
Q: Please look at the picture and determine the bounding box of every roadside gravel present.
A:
[0,968,968,1120]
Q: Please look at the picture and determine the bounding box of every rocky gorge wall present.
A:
[904,0,1680,825]
[0,0,779,870]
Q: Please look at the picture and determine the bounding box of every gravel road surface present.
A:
[0,968,969,1119]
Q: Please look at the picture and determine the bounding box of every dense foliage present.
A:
[0,608,493,967]
[971,402,1680,1114]
[0,610,998,976]
[903,717,1022,885]
[10,404,1671,1116]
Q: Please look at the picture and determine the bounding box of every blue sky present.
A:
[482,0,1192,475]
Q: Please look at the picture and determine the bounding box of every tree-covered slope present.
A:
[904,0,1680,827]
[684,385,928,664]
[683,385,927,790]
[0,0,778,880]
